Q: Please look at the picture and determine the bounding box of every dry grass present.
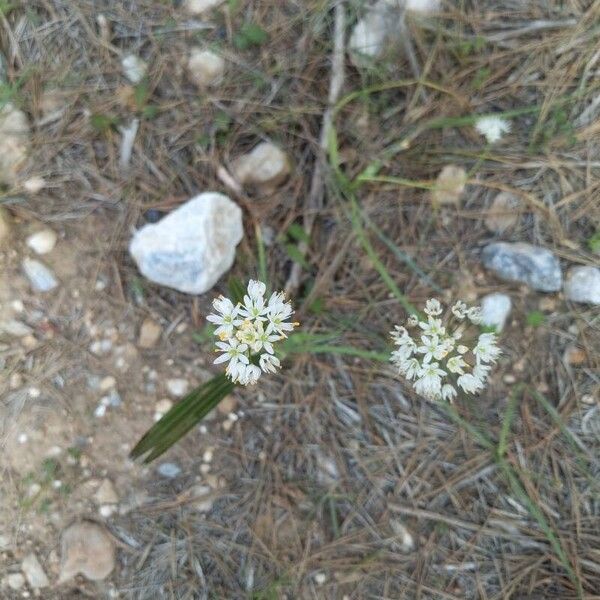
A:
[1,0,599,598]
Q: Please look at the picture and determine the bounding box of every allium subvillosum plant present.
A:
[131,279,298,462]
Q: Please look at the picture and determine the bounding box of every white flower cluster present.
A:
[390,298,501,402]
[475,115,511,144]
[207,280,297,386]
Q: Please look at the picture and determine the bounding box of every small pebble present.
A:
[202,448,213,463]
[28,387,41,398]
[314,573,327,585]
[121,54,147,84]
[90,339,113,356]
[563,345,586,366]
[166,378,189,398]
[21,553,49,589]
[138,317,162,349]
[99,376,116,392]
[6,573,25,590]
[23,176,46,194]
[157,463,181,478]
[22,258,58,292]
[26,229,57,254]
[10,373,23,389]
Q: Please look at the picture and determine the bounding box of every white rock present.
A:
[90,339,113,356]
[129,192,243,294]
[484,192,520,234]
[0,103,30,185]
[187,48,225,88]
[22,258,58,292]
[26,229,57,254]
[23,176,46,194]
[405,0,440,13]
[0,319,33,337]
[231,142,291,189]
[166,378,189,398]
[5,573,25,590]
[190,484,214,512]
[564,266,600,305]
[183,0,224,14]
[58,522,115,583]
[480,293,512,332]
[315,452,339,486]
[349,3,388,61]
[390,520,415,552]
[121,54,147,84]
[21,553,49,589]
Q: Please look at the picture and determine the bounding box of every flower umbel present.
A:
[207,280,298,385]
[390,299,500,401]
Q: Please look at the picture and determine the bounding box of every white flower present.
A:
[451,300,467,320]
[247,279,267,301]
[251,321,281,354]
[457,373,485,394]
[424,299,443,316]
[467,306,483,325]
[206,296,242,340]
[419,316,445,337]
[390,298,500,401]
[209,280,297,385]
[441,384,457,402]
[214,338,249,370]
[407,315,419,327]
[414,362,445,399]
[447,355,467,374]
[259,353,280,374]
[235,363,262,386]
[475,115,511,144]
[474,332,501,364]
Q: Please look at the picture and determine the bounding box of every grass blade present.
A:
[131,373,235,462]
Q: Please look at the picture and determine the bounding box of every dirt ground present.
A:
[1,1,599,599]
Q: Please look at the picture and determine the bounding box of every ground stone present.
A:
[26,229,58,254]
[121,54,147,84]
[95,478,119,505]
[58,521,115,583]
[231,142,291,189]
[187,48,225,88]
[21,553,49,589]
[0,103,30,185]
[480,293,512,332]
[5,573,25,590]
[0,319,34,337]
[157,462,181,478]
[431,165,467,205]
[183,0,224,14]
[166,378,189,397]
[563,266,600,305]
[22,258,59,292]
[481,242,562,292]
[129,192,243,294]
[138,317,162,348]
[349,2,389,62]
[190,484,214,512]
[484,192,520,234]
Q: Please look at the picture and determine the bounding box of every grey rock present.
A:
[157,462,181,478]
[129,192,243,294]
[482,242,562,292]
[564,266,600,305]
[166,377,189,398]
[22,258,59,292]
[480,293,512,331]
[21,553,49,589]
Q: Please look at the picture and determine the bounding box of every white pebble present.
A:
[28,387,41,398]
[314,572,327,585]
[23,176,46,194]
[202,448,213,463]
[199,463,211,475]
[121,54,147,84]
[166,378,189,398]
[18,433,28,444]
